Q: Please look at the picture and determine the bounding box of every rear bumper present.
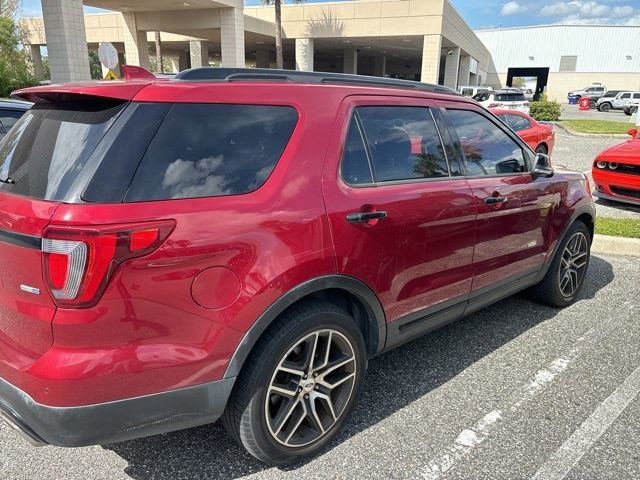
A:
[0,375,235,447]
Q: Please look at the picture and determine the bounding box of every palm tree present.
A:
[262,0,304,69]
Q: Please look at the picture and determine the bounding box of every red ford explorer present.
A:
[0,68,594,465]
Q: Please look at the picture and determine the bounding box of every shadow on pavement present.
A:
[103,256,614,479]
[594,198,640,216]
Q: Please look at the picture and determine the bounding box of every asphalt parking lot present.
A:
[560,104,634,122]
[551,129,640,219]
[1,253,639,480]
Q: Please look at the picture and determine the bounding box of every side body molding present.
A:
[223,275,387,378]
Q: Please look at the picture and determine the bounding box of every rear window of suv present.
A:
[495,93,526,102]
[123,104,298,202]
[0,99,125,200]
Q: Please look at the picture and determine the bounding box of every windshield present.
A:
[0,99,125,200]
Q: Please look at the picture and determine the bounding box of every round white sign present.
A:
[98,42,119,70]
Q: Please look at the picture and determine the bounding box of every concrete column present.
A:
[421,35,441,84]
[220,7,245,67]
[122,12,149,69]
[443,47,460,89]
[374,55,386,77]
[343,47,357,74]
[117,53,125,76]
[458,55,471,87]
[256,49,270,68]
[30,45,44,80]
[295,38,314,72]
[190,40,209,68]
[41,0,90,82]
[179,50,190,71]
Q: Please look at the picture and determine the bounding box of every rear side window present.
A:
[356,106,449,182]
[124,104,298,202]
[447,109,527,176]
[473,93,490,102]
[0,100,125,200]
[341,118,373,185]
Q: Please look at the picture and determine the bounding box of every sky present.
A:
[19,0,640,29]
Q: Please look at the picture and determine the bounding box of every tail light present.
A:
[523,102,530,106]
[488,103,502,108]
[42,220,175,308]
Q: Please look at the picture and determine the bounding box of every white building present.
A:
[476,25,640,102]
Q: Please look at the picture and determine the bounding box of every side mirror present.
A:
[532,153,554,178]
[628,128,638,138]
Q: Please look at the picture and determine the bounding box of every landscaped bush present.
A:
[529,99,562,122]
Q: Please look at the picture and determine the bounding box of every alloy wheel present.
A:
[558,231,588,297]
[265,329,356,448]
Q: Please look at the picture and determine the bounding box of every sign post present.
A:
[98,42,120,80]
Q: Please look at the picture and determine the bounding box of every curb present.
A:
[553,122,630,138]
[592,234,640,257]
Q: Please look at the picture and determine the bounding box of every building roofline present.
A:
[475,23,640,32]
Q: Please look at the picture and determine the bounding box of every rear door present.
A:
[322,96,477,345]
[441,104,557,302]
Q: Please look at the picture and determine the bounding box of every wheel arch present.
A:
[537,203,596,282]
[223,275,386,379]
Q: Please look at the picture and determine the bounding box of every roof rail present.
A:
[173,67,458,95]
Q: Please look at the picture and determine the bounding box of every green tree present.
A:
[262,0,304,69]
[88,49,103,79]
[0,15,36,97]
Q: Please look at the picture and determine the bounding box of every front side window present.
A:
[355,106,449,182]
[447,109,527,176]
[124,104,298,202]
[621,93,631,99]
[506,114,531,132]
[473,93,491,102]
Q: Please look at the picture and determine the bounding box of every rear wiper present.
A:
[0,177,15,184]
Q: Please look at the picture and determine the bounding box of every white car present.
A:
[473,90,530,115]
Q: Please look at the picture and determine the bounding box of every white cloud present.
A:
[537,1,639,24]
[501,1,526,16]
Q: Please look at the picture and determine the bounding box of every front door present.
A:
[442,106,557,295]
[322,97,477,344]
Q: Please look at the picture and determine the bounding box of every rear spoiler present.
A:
[11,65,161,104]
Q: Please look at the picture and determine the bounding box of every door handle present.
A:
[346,211,388,224]
[484,196,507,205]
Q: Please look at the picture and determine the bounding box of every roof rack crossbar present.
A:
[173,67,457,95]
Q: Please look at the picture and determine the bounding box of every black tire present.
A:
[632,107,638,115]
[589,100,597,109]
[599,103,611,112]
[222,299,366,466]
[535,144,548,155]
[624,109,632,116]
[527,221,591,308]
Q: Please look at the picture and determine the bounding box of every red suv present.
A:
[0,68,594,465]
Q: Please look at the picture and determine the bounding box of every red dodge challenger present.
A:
[592,128,640,206]
[492,109,555,156]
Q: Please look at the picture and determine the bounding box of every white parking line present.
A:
[531,363,640,480]
[417,304,637,480]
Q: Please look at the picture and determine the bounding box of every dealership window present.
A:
[559,56,578,72]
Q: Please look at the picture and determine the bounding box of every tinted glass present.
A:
[357,106,449,182]
[0,109,26,131]
[448,109,527,176]
[632,93,640,99]
[125,104,298,202]
[506,114,531,132]
[496,93,526,102]
[461,88,474,97]
[0,100,125,200]
[473,93,490,102]
[83,103,172,203]
[621,93,631,99]
[341,118,373,185]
